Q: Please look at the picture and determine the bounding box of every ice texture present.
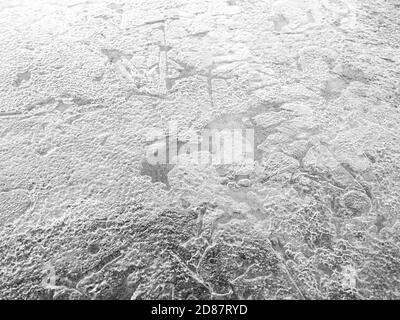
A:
[0,0,400,300]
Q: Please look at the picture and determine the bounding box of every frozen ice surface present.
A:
[0,0,400,300]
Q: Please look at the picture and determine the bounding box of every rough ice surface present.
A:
[0,0,400,300]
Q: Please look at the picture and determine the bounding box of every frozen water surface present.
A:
[0,0,400,300]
